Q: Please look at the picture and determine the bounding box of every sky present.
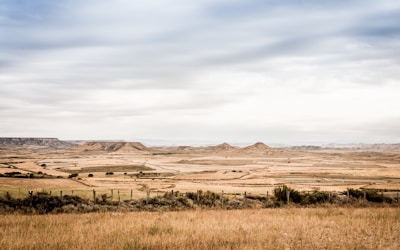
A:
[1,0,400,145]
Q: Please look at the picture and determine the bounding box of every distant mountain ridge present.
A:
[0,137,74,148]
[285,143,400,152]
[5,138,398,153]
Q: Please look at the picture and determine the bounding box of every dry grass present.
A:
[1,207,399,249]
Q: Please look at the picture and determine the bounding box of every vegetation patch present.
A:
[61,165,154,173]
[0,172,54,179]
[0,187,397,214]
[177,160,251,166]
[346,188,392,203]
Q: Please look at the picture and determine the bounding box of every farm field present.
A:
[1,207,399,249]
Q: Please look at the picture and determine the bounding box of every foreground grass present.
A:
[1,207,399,249]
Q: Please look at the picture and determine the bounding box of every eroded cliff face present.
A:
[0,137,74,148]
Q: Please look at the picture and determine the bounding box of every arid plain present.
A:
[1,139,400,200]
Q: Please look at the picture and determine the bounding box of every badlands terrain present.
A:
[1,138,400,200]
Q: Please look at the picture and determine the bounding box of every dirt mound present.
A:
[206,143,236,152]
[242,142,271,151]
[116,142,147,153]
[72,141,148,153]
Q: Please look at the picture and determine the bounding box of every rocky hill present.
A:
[0,137,75,148]
[206,142,237,152]
[71,141,148,153]
[242,142,270,151]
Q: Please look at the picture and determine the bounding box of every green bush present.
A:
[184,190,222,206]
[347,188,391,203]
[273,185,302,203]
[301,192,330,205]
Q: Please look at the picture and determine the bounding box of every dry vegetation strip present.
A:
[1,207,399,249]
[60,165,153,173]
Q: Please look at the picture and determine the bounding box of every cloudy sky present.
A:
[1,0,400,145]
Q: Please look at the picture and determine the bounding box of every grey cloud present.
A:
[1,0,400,143]
[350,9,400,38]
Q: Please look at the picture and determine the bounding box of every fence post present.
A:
[49,190,52,196]
[118,190,120,204]
[244,191,247,202]
[221,191,224,208]
[93,189,96,204]
[130,189,133,200]
[363,191,366,200]
[197,190,200,204]
[146,190,150,205]
[71,190,74,195]
[266,191,269,201]
[60,190,63,200]
[286,190,290,204]
[111,189,114,200]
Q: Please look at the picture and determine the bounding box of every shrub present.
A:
[273,185,302,203]
[185,190,221,206]
[68,173,78,179]
[105,172,114,175]
[88,173,94,177]
[37,191,49,195]
[346,188,392,203]
[301,192,330,205]
[4,172,22,176]
[5,192,12,200]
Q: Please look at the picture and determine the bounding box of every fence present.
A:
[1,188,399,205]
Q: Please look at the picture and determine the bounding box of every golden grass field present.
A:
[1,207,399,249]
